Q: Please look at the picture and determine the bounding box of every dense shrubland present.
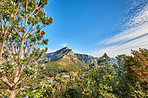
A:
[14,48,148,97]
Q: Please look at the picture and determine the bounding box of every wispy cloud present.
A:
[61,43,67,47]
[92,3,148,57]
[41,48,56,53]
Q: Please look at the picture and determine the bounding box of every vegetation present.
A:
[43,57,87,77]
[4,48,146,98]
[0,0,147,98]
[0,0,53,97]
[46,48,147,98]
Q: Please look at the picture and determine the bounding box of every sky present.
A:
[43,0,148,57]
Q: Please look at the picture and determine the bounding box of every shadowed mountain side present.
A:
[75,53,98,65]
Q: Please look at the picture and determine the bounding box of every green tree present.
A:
[0,0,53,97]
[89,63,95,68]
[98,53,110,66]
[116,54,126,68]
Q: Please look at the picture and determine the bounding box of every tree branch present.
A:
[0,73,12,88]
[5,41,16,61]
[27,0,42,18]
[15,30,22,39]
[26,24,47,39]
[0,18,4,33]
[27,41,39,55]
[5,1,21,35]
[4,45,15,63]
[13,65,19,84]
[25,24,36,38]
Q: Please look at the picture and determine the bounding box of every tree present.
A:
[113,49,148,97]
[116,54,126,68]
[97,53,110,66]
[124,48,148,90]
[89,63,95,68]
[0,0,53,97]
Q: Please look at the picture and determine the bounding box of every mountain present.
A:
[44,47,118,76]
[45,47,98,65]
[75,53,98,65]
[44,47,88,75]
[109,58,117,66]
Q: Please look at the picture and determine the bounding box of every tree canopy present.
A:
[0,0,53,97]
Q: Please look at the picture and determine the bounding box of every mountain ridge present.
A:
[45,47,98,65]
[44,47,88,75]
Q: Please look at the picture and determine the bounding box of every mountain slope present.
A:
[44,47,87,74]
[75,53,98,65]
[45,47,98,65]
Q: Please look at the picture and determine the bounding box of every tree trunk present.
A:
[18,38,25,58]
[9,90,16,98]
[0,40,4,64]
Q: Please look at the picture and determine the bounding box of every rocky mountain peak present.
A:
[44,47,78,62]
[44,47,99,65]
[44,47,88,73]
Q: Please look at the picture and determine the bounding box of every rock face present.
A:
[75,53,98,65]
[45,47,79,62]
[45,47,98,65]
[44,47,88,72]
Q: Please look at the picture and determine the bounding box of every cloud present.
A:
[92,4,148,57]
[61,43,67,47]
[46,48,53,53]
[40,47,56,53]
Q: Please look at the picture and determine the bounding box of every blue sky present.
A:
[43,0,148,57]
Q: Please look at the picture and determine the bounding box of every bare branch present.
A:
[28,0,32,4]
[16,65,24,84]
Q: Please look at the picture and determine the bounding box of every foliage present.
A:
[63,87,82,98]
[41,51,147,98]
[5,49,147,98]
[0,4,147,97]
[17,85,53,98]
[97,53,110,66]
[0,0,53,97]
[124,48,148,93]
[43,58,87,77]
[124,48,148,84]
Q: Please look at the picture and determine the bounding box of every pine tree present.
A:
[97,53,110,66]
[0,0,53,97]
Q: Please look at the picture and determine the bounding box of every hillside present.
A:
[45,47,98,65]
[75,53,98,65]
[44,47,88,76]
